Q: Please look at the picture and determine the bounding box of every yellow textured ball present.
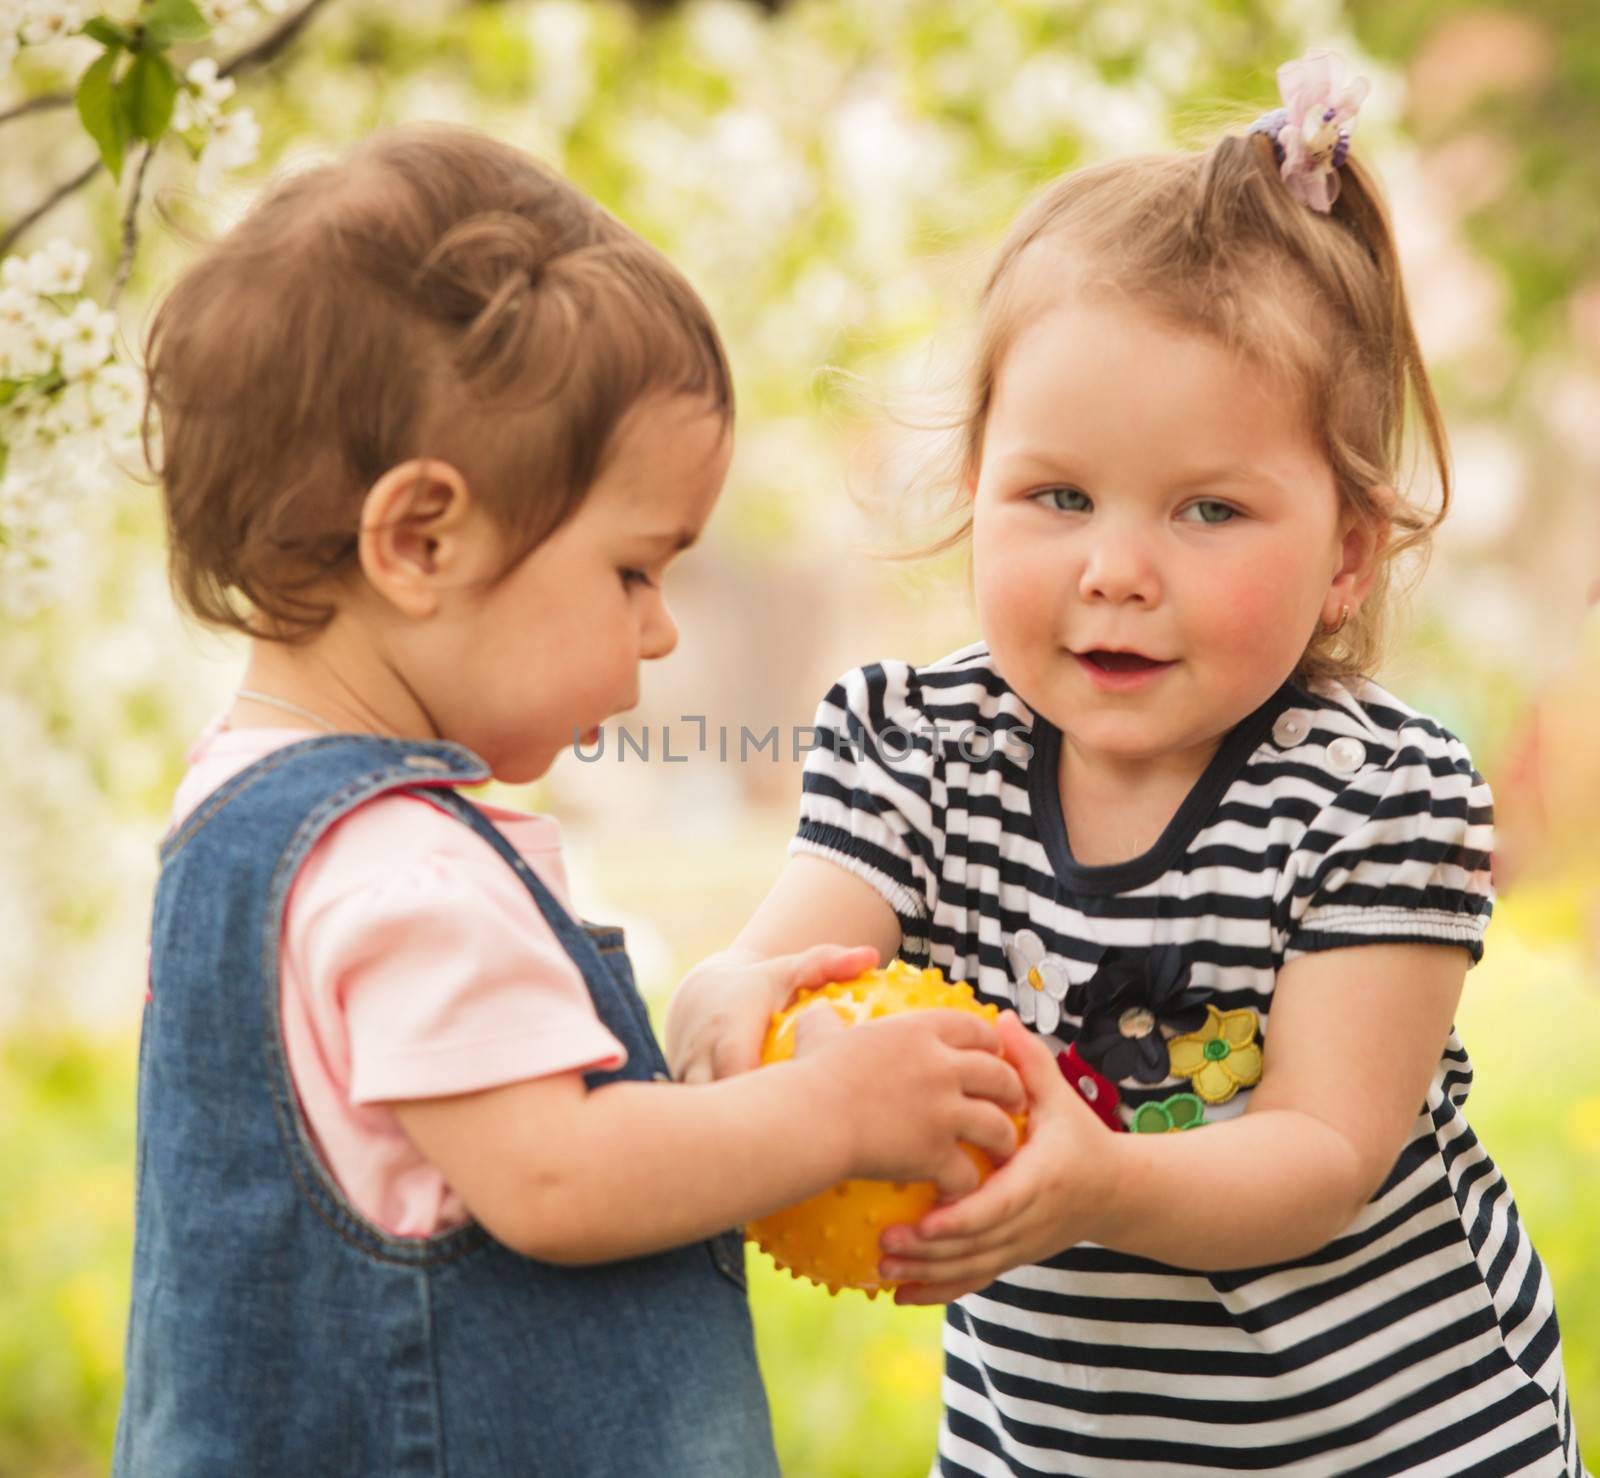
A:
[745,959,1023,1297]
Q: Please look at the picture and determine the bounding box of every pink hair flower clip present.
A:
[1248,49,1371,213]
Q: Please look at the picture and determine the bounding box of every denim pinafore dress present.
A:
[114,735,778,1476]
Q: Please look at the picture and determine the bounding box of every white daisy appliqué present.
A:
[1004,929,1071,1036]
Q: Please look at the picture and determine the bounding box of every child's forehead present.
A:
[606,394,731,475]
[993,260,1319,447]
[582,395,732,516]
[1002,235,1324,365]
[997,295,1278,414]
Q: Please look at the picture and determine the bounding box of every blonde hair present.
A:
[940,131,1448,685]
[146,125,731,640]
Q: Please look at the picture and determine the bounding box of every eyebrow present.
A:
[638,527,700,553]
[999,451,1285,492]
[1172,464,1284,490]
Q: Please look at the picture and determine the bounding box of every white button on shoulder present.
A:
[1272,710,1310,748]
[1327,736,1366,774]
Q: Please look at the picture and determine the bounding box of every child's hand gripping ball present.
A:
[745,960,1026,1297]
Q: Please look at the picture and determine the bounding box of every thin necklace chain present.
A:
[234,688,342,734]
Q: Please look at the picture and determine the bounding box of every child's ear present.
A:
[358,459,479,619]
[1324,484,1394,626]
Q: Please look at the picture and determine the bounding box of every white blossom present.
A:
[55,299,116,377]
[81,359,141,416]
[18,0,83,47]
[195,105,261,193]
[4,301,57,382]
[0,242,140,614]
[0,287,53,380]
[20,237,90,297]
[198,0,263,46]
[49,360,143,466]
[197,0,251,26]
[173,56,237,134]
[0,457,78,618]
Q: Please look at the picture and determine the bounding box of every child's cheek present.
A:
[1202,563,1312,659]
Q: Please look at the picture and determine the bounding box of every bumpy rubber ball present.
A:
[745,959,1023,1297]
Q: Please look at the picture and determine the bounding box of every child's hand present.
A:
[665,943,879,1084]
[793,1004,1026,1201]
[877,1012,1117,1303]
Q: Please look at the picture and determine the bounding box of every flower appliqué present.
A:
[1130,1093,1207,1134]
[1067,945,1211,1085]
[1004,929,1071,1036]
[1056,1045,1124,1132]
[1167,1005,1263,1104]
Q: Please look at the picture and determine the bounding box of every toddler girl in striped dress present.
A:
[668,51,1585,1476]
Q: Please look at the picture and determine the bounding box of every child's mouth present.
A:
[1080,650,1169,673]
[1074,649,1175,689]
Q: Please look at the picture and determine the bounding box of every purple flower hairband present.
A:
[1248,49,1371,214]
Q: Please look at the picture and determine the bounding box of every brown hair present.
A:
[938,130,1448,685]
[145,124,732,639]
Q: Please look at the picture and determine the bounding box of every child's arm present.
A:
[387,994,1022,1265]
[664,855,903,1083]
[879,941,1465,1302]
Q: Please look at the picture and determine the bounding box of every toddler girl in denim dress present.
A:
[113,124,1024,1477]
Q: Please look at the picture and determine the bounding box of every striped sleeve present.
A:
[789,661,944,948]
[1281,721,1495,964]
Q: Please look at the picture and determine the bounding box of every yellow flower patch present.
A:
[1166,1005,1262,1104]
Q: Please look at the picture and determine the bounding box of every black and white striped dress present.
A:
[792,642,1584,1476]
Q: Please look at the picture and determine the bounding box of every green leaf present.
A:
[119,51,179,143]
[74,51,126,182]
[142,0,211,47]
[79,18,132,49]
[0,381,20,410]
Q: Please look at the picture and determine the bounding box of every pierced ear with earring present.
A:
[1324,603,1351,636]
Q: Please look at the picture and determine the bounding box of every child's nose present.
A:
[1077,525,1160,605]
[641,595,679,661]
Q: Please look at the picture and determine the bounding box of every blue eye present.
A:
[1036,486,1091,513]
[1181,499,1237,525]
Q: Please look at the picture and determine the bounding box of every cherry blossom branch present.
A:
[0,159,100,258]
[0,0,338,133]
[0,0,337,256]
[110,145,157,307]
[218,0,336,80]
[0,92,70,128]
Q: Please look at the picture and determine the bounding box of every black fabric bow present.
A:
[1068,945,1211,1085]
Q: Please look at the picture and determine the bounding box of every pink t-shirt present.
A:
[166,719,626,1238]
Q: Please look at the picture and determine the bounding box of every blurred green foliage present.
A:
[0,1032,134,1477]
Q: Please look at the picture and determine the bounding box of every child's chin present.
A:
[491,750,557,786]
